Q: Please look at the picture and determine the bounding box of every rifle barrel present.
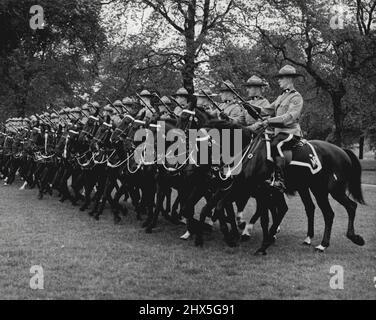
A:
[136,93,154,114]
[105,97,123,114]
[153,93,175,117]
[222,81,263,121]
[201,90,222,112]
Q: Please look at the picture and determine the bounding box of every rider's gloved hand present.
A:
[219,112,229,121]
[248,121,263,132]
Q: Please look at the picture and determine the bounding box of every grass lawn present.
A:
[0,180,375,300]
[362,170,376,185]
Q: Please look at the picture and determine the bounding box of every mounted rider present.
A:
[111,100,124,126]
[250,65,304,192]
[194,88,219,118]
[122,97,140,118]
[157,96,174,120]
[218,80,246,126]
[243,76,270,126]
[137,90,157,121]
[172,88,190,117]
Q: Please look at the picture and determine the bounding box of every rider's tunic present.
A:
[245,96,270,126]
[261,88,303,157]
[219,100,246,126]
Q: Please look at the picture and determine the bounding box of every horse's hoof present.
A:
[302,237,311,246]
[145,228,152,234]
[180,231,191,240]
[347,234,365,246]
[141,221,149,228]
[94,215,100,221]
[79,206,86,212]
[315,245,326,253]
[241,234,251,242]
[254,249,267,256]
[88,211,95,217]
[114,216,121,225]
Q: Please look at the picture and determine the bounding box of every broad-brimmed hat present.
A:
[122,97,133,105]
[103,104,114,113]
[160,96,173,105]
[82,103,90,111]
[113,100,123,107]
[71,107,81,115]
[29,115,38,122]
[274,65,303,78]
[173,87,189,97]
[194,88,217,97]
[219,80,239,92]
[139,90,154,97]
[243,75,267,87]
[50,113,58,119]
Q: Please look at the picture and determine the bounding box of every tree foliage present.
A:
[0,0,106,120]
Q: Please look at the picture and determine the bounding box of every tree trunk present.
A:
[359,134,365,159]
[182,53,195,100]
[182,0,196,103]
[331,91,345,147]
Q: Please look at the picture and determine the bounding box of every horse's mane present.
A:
[205,119,254,142]
[164,118,177,126]
[206,119,243,130]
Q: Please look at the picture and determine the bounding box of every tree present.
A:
[106,0,236,98]
[235,0,376,146]
[0,0,106,120]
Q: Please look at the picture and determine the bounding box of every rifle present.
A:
[169,96,184,110]
[106,97,123,114]
[8,123,21,133]
[222,81,263,121]
[200,90,222,112]
[52,109,69,126]
[153,93,175,117]
[136,93,155,114]
[41,114,55,128]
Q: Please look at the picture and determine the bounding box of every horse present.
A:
[199,121,366,254]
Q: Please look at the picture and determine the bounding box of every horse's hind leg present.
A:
[330,191,365,246]
[311,189,335,252]
[298,187,315,245]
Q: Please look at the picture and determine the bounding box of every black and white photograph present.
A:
[0,0,375,303]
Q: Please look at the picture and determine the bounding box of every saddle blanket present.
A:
[289,140,322,174]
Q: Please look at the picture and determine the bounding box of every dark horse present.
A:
[198,122,366,254]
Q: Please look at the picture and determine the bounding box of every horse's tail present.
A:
[343,149,366,205]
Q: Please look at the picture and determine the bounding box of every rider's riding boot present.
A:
[266,156,286,192]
